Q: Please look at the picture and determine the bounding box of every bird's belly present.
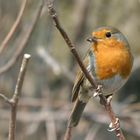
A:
[96,74,128,94]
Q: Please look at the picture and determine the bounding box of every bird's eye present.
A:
[105,32,111,38]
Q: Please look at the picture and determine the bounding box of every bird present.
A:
[68,26,133,127]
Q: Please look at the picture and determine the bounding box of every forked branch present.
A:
[8,54,31,140]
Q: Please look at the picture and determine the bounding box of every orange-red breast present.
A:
[68,26,133,127]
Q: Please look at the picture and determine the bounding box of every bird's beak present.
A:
[86,36,97,43]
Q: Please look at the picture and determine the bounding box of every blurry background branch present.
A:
[45,111,57,140]
[37,46,74,82]
[85,125,101,140]
[0,0,43,75]
[0,102,139,137]
[0,0,27,54]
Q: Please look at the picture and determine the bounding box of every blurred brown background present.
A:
[0,0,140,140]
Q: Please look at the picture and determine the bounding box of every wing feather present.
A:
[71,54,90,102]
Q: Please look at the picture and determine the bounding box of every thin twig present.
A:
[8,54,31,140]
[0,0,43,75]
[0,0,27,54]
[46,1,126,140]
[64,127,72,140]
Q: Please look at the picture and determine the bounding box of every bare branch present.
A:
[0,0,27,54]
[46,1,126,140]
[64,127,72,140]
[8,54,31,140]
[0,1,43,75]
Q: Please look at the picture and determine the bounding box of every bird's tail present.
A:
[68,99,86,127]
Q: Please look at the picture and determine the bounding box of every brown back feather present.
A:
[71,54,90,102]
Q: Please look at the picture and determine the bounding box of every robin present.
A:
[68,26,133,127]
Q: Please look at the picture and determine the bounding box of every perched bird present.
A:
[68,26,133,127]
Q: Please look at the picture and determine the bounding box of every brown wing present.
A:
[71,55,90,102]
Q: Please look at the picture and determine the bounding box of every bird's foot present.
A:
[108,118,120,132]
[93,85,103,97]
[106,94,113,105]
